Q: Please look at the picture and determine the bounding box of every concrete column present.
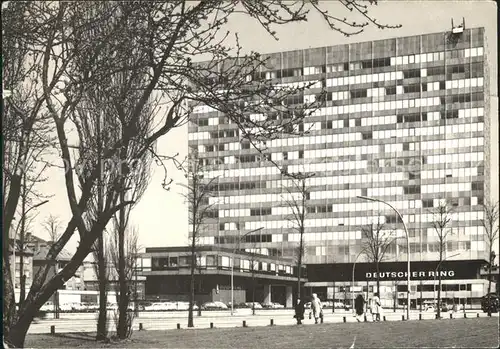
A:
[286,286,293,308]
[264,284,272,304]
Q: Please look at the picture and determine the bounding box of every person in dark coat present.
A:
[294,298,305,324]
[354,294,365,322]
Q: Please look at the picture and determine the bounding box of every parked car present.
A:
[202,301,228,310]
[334,302,345,309]
[40,301,54,312]
[143,302,169,311]
[245,302,262,309]
[262,302,284,309]
[481,293,499,313]
[322,300,334,308]
[59,303,74,312]
[176,302,199,311]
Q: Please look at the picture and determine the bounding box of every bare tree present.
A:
[430,200,454,319]
[109,226,140,339]
[42,215,61,244]
[361,215,396,296]
[283,172,314,301]
[178,151,218,328]
[482,200,499,315]
[2,2,398,346]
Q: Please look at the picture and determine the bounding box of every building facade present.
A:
[139,246,302,307]
[186,27,495,306]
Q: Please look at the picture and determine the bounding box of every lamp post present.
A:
[357,195,411,321]
[230,227,264,316]
[352,248,367,315]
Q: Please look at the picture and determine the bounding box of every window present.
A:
[386,86,397,95]
[423,199,433,208]
[350,89,367,99]
[403,69,420,79]
[198,119,209,126]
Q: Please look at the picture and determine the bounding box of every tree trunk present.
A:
[297,232,303,301]
[376,262,380,296]
[487,248,492,316]
[96,235,108,341]
[252,272,256,315]
[3,257,16,340]
[188,235,196,327]
[117,190,129,339]
[437,251,443,319]
[19,173,27,307]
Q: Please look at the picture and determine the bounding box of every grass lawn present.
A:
[25,317,499,348]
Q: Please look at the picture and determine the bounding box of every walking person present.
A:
[354,294,365,322]
[294,298,305,325]
[311,293,323,324]
[371,292,382,321]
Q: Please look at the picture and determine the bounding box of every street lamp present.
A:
[230,227,264,316]
[357,195,411,321]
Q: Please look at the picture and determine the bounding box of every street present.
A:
[29,309,498,334]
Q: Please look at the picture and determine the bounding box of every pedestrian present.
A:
[311,293,323,324]
[294,298,305,325]
[371,292,382,321]
[354,294,365,322]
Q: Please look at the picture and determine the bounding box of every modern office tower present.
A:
[188,27,492,273]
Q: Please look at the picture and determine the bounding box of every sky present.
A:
[30,0,498,256]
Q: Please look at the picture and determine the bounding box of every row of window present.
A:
[245,47,484,82]
[151,255,296,275]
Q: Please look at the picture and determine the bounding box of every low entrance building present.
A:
[138,246,306,307]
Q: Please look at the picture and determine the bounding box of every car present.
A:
[176,302,199,311]
[334,302,345,309]
[143,302,169,311]
[245,302,262,309]
[322,300,334,308]
[59,303,74,312]
[202,301,227,310]
[481,293,499,313]
[40,301,55,312]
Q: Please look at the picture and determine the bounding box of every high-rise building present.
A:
[186,27,496,306]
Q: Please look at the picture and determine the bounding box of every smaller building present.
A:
[26,234,83,291]
[138,246,305,307]
[8,238,34,290]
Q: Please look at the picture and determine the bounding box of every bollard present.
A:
[383,315,386,321]
[50,325,55,335]
[364,314,367,322]
[449,313,453,319]
[242,320,247,327]
[435,313,439,319]
[419,313,422,320]
[343,316,346,323]
[139,323,143,331]
[177,323,181,329]
[463,313,467,319]
[402,315,405,321]
[210,322,214,328]
[477,313,479,318]
[270,319,274,326]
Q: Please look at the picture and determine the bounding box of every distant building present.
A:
[26,233,83,291]
[7,239,34,290]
